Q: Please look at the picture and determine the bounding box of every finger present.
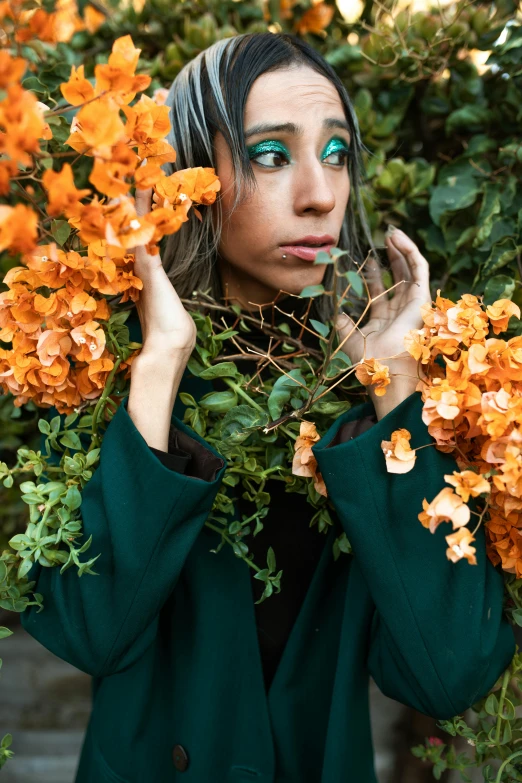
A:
[334,311,364,360]
[385,235,410,286]
[135,186,152,218]
[387,230,429,291]
[360,251,386,299]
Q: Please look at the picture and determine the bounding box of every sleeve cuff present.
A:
[118,396,226,483]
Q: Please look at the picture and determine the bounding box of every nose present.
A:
[292,154,342,215]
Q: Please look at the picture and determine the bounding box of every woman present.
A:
[22,32,515,783]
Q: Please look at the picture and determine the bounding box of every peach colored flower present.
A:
[418,487,471,533]
[445,527,477,565]
[381,427,416,474]
[444,470,490,503]
[354,357,390,396]
[486,299,521,335]
[292,420,327,497]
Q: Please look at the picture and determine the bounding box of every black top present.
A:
[149,297,340,691]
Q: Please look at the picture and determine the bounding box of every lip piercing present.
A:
[282,254,287,258]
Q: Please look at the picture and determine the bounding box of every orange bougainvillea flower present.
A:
[60,64,95,106]
[89,142,138,198]
[94,35,150,104]
[444,470,490,503]
[418,487,471,534]
[354,357,390,396]
[0,203,38,254]
[69,98,126,158]
[390,286,522,571]
[381,428,416,474]
[42,163,91,218]
[0,83,48,166]
[486,299,521,335]
[0,32,221,418]
[0,51,26,88]
[122,94,171,144]
[292,420,327,497]
[294,0,334,35]
[445,527,477,565]
[83,3,105,34]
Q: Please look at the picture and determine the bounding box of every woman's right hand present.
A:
[131,187,197,359]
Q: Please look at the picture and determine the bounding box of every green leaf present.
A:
[199,390,238,413]
[483,275,515,306]
[17,558,34,580]
[313,250,333,265]
[299,285,325,298]
[345,270,364,297]
[63,485,82,511]
[501,719,512,745]
[267,369,306,420]
[38,418,50,435]
[199,362,239,380]
[178,393,197,408]
[51,220,71,247]
[309,319,330,338]
[267,546,276,572]
[484,692,499,716]
[429,173,480,227]
[329,247,348,258]
[445,105,490,136]
[220,405,267,445]
[0,628,13,640]
[482,237,522,277]
[59,431,82,450]
[214,328,239,341]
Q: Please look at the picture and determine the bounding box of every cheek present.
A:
[220,186,277,249]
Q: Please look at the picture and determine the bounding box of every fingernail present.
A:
[385,224,397,236]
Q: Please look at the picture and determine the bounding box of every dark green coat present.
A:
[22,326,515,782]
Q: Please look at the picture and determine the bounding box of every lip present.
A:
[280,243,335,262]
[279,234,336,262]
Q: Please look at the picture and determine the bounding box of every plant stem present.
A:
[495,750,522,782]
[495,669,512,745]
[204,521,262,574]
[224,379,266,415]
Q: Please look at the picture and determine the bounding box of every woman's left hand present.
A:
[335,227,431,420]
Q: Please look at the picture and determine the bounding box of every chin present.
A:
[278,267,327,296]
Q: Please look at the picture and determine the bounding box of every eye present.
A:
[322,139,351,166]
[249,146,289,168]
[323,148,351,166]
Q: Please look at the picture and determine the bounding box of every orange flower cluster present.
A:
[292,420,327,497]
[0,0,104,46]
[0,30,221,414]
[262,0,334,35]
[354,357,391,396]
[383,291,522,572]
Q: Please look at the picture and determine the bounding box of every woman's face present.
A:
[213,65,352,312]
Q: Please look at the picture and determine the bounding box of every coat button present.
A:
[172,744,189,772]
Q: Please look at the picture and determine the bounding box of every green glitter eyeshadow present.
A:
[247,140,289,158]
[322,138,350,159]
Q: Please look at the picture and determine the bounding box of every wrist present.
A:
[366,357,423,421]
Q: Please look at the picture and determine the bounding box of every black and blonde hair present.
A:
[161,31,376,322]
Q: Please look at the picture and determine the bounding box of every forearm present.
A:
[128,348,191,451]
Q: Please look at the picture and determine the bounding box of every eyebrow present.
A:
[244,118,351,141]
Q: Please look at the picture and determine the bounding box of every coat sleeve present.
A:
[312,390,516,720]
[21,395,226,678]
